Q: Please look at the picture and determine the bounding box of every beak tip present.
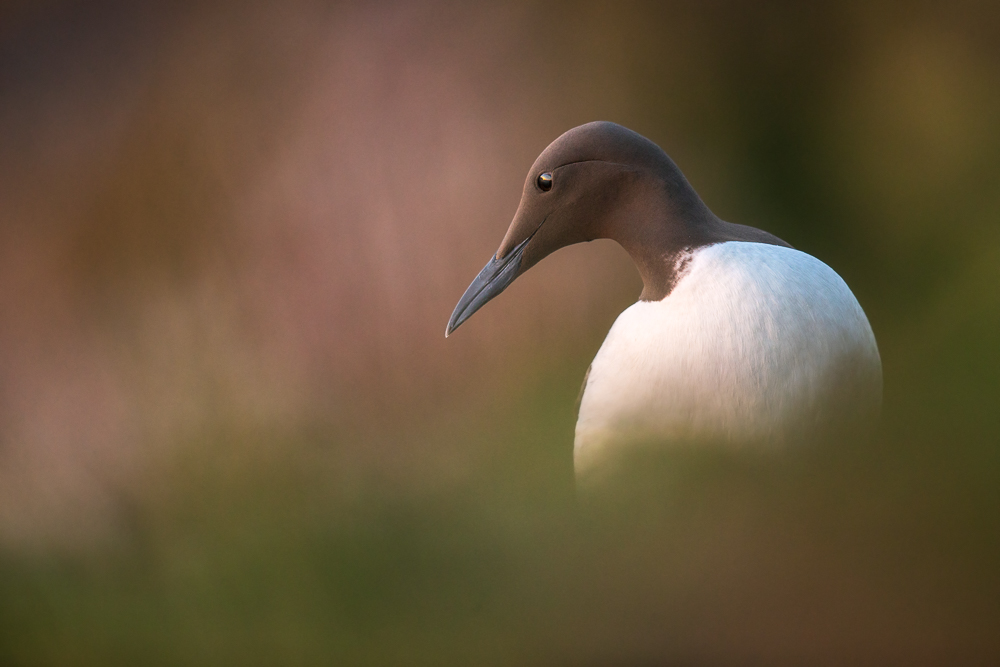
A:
[445,235,530,343]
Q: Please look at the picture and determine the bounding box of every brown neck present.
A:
[602,178,791,302]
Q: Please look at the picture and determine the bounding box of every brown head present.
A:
[445,121,788,336]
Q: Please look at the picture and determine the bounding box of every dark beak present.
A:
[445,235,532,337]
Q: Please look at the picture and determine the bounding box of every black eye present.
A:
[537,172,553,191]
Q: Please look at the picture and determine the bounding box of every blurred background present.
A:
[1,1,998,664]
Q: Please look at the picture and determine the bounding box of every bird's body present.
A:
[446,121,882,479]
[575,241,881,475]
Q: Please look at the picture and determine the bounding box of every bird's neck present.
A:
[604,179,722,302]
[602,174,791,301]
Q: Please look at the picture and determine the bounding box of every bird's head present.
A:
[446,121,697,337]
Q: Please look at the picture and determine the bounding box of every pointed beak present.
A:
[445,235,532,337]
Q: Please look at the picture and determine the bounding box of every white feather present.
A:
[575,242,882,475]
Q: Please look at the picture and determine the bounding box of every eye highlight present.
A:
[537,172,553,191]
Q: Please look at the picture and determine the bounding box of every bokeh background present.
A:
[1,1,998,664]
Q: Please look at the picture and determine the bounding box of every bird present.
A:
[446,122,882,480]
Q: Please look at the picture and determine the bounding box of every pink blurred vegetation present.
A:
[1,0,999,543]
[0,2,657,546]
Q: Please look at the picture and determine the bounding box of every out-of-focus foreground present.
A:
[1,2,998,664]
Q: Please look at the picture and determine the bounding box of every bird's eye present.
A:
[537,172,553,191]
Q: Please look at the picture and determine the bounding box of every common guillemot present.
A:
[447,122,882,478]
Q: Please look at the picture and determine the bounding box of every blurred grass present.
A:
[1,344,998,665]
[0,364,582,666]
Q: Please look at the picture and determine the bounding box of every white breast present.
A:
[575,241,882,475]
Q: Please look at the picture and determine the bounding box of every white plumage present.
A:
[575,242,882,475]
